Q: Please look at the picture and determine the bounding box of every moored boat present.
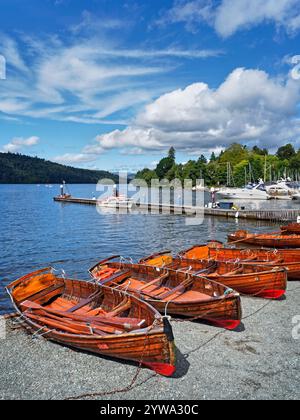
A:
[228,230,300,248]
[140,252,287,299]
[89,257,242,330]
[6,268,176,376]
[281,223,300,235]
[217,182,269,200]
[179,243,300,280]
[98,195,133,209]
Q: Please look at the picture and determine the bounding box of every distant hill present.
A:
[0,153,118,184]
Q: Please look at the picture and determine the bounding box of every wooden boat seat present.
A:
[66,291,102,313]
[47,291,102,314]
[121,278,170,298]
[163,290,209,302]
[47,297,78,311]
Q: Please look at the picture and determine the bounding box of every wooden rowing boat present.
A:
[89,257,242,331]
[179,243,300,280]
[281,223,300,235]
[140,251,287,299]
[6,268,176,376]
[228,230,300,248]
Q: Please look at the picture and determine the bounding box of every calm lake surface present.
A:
[1,184,299,314]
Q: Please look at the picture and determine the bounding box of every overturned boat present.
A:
[6,268,176,376]
[89,257,242,330]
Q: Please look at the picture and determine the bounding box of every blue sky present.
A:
[0,0,300,171]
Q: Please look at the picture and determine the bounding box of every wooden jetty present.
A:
[53,196,300,222]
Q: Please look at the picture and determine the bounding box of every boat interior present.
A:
[92,262,229,303]
[8,269,155,335]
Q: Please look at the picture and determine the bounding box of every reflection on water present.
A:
[0,184,298,313]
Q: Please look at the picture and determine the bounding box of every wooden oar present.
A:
[26,310,120,335]
[137,273,169,292]
[66,290,102,313]
[222,267,244,277]
[157,276,194,300]
[99,271,131,285]
[22,301,144,330]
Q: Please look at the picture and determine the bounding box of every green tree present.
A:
[289,152,300,171]
[276,144,296,160]
[233,160,249,187]
[198,155,207,164]
[210,152,217,162]
[219,143,249,166]
[168,147,176,161]
[155,149,176,180]
[252,146,268,156]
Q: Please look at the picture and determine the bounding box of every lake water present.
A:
[1,184,299,314]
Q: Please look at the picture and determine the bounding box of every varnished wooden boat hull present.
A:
[148,294,241,329]
[89,262,242,330]
[6,269,176,376]
[177,260,286,299]
[141,255,287,299]
[281,224,300,235]
[228,230,300,248]
[180,244,300,280]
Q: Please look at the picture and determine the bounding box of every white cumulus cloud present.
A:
[91,67,300,154]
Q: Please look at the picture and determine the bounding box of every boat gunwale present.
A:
[175,257,288,278]
[6,269,166,341]
[89,261,241,306]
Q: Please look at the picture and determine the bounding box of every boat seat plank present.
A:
[47,297,78,310]
[165,290,211,302]
[66,291,101,313]
[122,278,170,297]
[137,273,169,292]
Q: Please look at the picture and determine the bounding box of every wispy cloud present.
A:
[1,136,40,153]
[157,0,300,37]
[69,10,127,34]
[0,33,29,73]
[53,153,98,164]
[0,30,221,127]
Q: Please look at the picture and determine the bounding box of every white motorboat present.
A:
[98,195,133,209]
[265,179,300,200]
[217,182,269,200]
[267,186,292,200]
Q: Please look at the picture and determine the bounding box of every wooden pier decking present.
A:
[53,196,300,222]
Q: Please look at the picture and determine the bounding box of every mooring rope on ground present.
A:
[63,321,157,400]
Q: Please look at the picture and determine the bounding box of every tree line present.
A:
[135,143,300,187]
[0,152,118,184]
